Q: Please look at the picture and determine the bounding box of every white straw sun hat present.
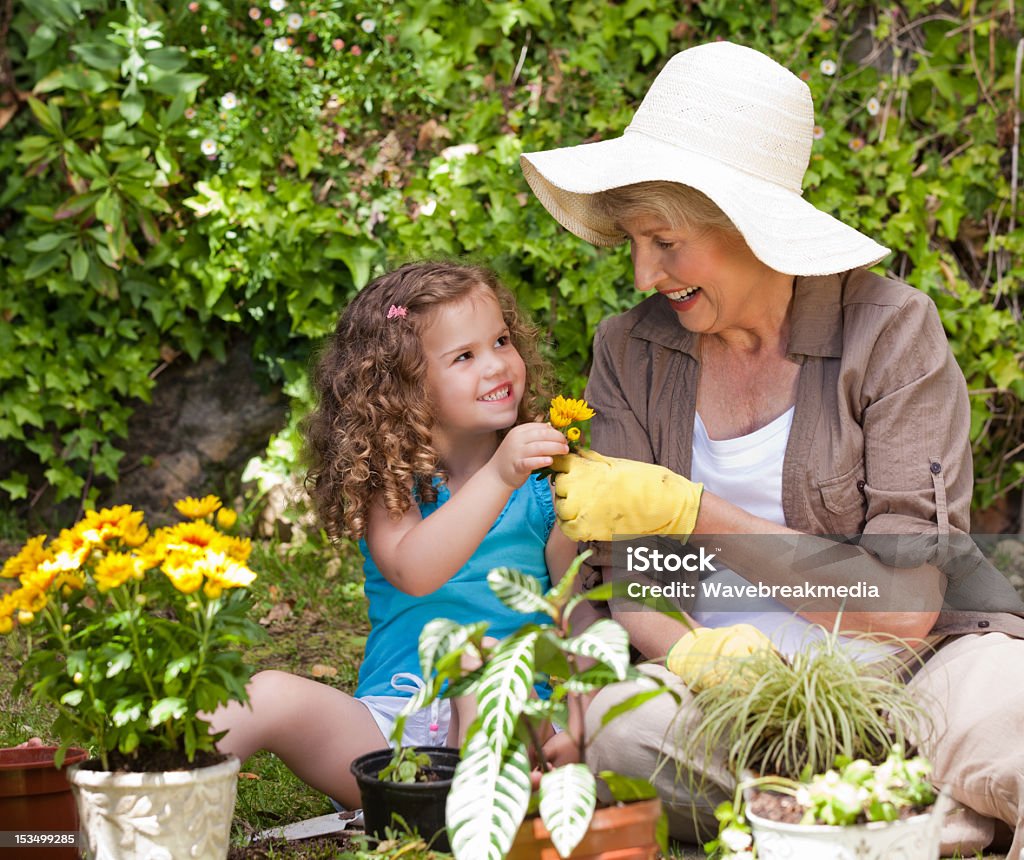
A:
[520,41,890,276]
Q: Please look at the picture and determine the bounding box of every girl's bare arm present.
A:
[366,423,568,596]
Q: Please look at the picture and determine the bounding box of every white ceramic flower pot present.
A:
[68,754,239,860]
[746,790,951,860]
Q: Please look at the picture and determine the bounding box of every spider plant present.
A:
[684,627,933,782]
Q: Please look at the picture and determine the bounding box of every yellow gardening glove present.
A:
[550,450,703,542]
[666,624,778,692]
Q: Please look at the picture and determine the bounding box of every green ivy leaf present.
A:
[0,473,29,500]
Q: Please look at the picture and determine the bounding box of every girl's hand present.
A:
[491,422,569,489]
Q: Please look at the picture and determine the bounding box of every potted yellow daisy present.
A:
[1,495,263,859]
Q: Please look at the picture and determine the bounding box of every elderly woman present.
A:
[520,41,1024,856]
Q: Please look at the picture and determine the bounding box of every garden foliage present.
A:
[2,0,1021,512]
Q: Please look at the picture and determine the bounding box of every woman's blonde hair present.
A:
[303,261,552,540]
[593,181,740,236]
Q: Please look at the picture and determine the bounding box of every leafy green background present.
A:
[2,0,1021,519]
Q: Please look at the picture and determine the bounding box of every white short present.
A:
[358,672,452,748]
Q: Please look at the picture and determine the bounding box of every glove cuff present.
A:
[668,479,703,540]
[665,631,696,678]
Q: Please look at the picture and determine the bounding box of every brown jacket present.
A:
[584,268,1024,638]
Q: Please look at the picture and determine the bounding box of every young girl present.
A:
[211,261,578,809]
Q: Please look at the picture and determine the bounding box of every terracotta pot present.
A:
[351,746,459,852]
[68,753,240,860]
[745,789,952,860]
[0,745,89,860]
[507,797,662,860]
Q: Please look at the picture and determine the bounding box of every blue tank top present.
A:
[355,475,555,698]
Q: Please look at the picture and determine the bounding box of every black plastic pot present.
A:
[350,746,459,852]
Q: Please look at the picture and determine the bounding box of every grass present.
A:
[229,534,376,848]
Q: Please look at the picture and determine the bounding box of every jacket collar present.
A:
[629,274,845,360]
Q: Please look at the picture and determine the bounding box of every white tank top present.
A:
[691,408,792,528]
[690,409,888,660]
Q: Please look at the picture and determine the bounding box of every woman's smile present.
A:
[662,286,702,311]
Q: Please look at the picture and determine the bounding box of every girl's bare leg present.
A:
[209,670,386,809]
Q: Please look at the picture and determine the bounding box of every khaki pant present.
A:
[909,632,1024,858]
[585,634,1024,858]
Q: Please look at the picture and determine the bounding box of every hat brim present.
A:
[521,130,890,277]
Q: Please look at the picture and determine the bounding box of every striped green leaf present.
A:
[539,763,597,858]
[559,618,632,679]
[487,567,557,619]
[560,662,648,693]
[447,732,532,860]
[417,617,489,680]
[474,632,538,749]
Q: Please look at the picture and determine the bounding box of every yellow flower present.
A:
[120,523,150,547]
[1,535,51,579]
[162,560,204,594]
[175,495,223,520]
[549,396,595,429]
[36,544,90,589]
[14,586,47,613]
[566,427,581,442]
[137,534,172,569]
[38,548,86,583]
[94,553,143,593]
[0,589,28,630]
[162,520,222,552]
[19,565,57,594]
[0,593,18,622]
[57,571,86,597]
[2,498,265,762]
[50,528,93,567]
[215,507,238,529]
[220,535,252,563]
[202,551,257,591]
[75,505,145,547]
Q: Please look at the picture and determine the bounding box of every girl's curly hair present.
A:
[303,261,554,540]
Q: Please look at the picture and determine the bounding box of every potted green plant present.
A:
[679,628,938,860]
[350,744,461,851]
[683,628,930,784]
[708,745,949,859]
[1,496,263,860]
[401,552,675,860]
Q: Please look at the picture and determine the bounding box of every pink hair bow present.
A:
[386,304,408,319]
